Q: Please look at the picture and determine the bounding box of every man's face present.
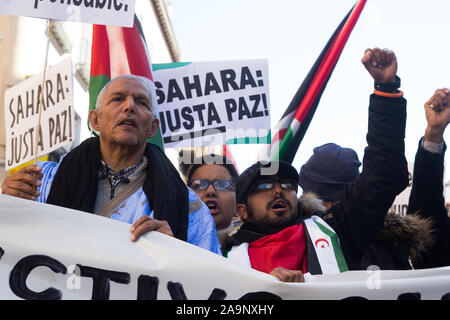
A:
[239,175,298,233]
[190,164,237,230]
[89,77,159,148]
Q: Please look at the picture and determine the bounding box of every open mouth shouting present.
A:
[205,200,219,215]
[269,198,290,215]
[116,118,138,129]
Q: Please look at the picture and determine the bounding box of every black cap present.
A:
[236,160,299,204]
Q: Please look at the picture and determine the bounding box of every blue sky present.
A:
[169,0,450,182]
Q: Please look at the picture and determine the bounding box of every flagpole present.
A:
[34,19,52,164]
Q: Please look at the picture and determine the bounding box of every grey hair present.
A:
[95,74,158,117]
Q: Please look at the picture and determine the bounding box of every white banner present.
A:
[0,0,135,27]
[153,60,271,148]
[0,194,448,300]
[4,58,74,171]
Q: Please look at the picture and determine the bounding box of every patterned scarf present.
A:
[45,137,189,241]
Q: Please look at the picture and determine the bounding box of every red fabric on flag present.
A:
[248,224,307,274]
[292,0,367,125]
[122,24,153,80]
[270,127,288,148]
[90,25,110,77]
[222,145,239,175]
[263,0,367,163]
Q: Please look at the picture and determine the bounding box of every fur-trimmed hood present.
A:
[376,211,434,262]
[298,192,435,261]
[298,192,328,217]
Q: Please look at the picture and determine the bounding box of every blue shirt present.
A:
[35,160,222,255]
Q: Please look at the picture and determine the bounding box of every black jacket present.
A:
[407,139,450,268]
[321,93,409,270]
[298,193,433,271]
[226,93,410,273]
[359,212,434,270]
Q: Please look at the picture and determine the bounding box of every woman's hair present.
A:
[186,154,239,184]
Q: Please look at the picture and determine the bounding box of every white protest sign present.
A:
[153,60,271,148]
[391,160,447,216]
[0,194,449,300]
[4,57,74,171]
[390,162,414,216]
[0,0,135,27]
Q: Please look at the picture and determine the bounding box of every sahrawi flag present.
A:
[89,15,164,150]
[263,0,367,163]
[227,216,348,274]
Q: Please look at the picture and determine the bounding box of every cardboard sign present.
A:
[0,195,449,300]
[0,0,136,27]
[153,60,271,148]
[4,57,74,171]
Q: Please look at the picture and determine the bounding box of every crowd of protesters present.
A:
[2,47,449,284]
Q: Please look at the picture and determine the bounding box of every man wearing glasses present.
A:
[224,48,409,282]
[225,161,313,282]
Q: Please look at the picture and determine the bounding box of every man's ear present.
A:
[148,118,160,138]
[89,109,101,131]
[236,203,248,220]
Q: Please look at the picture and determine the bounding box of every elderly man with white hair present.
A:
[2,74,221,254]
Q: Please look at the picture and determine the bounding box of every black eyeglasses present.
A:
[253,179,298,192]
[189,179,236,192]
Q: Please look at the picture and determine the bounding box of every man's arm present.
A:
[407,88,450,268]
[423,88,449,145]
[408,88,449,218]
[325,48,409,266]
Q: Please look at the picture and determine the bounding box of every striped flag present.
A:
[227,216,348,274]
[264,0,366,163]
[89,15,165,150]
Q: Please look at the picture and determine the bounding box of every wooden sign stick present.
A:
[34,19,52,164]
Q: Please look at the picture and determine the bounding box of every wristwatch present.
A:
[374,76,401,93]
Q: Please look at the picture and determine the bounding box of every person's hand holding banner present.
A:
[130,216,174,242]
[270,267,305,283]
[1,164,43,201]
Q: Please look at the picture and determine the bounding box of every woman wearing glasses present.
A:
[186,155,241,250]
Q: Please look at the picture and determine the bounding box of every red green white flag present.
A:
[227,216,348,275]
[263,0,367,163]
